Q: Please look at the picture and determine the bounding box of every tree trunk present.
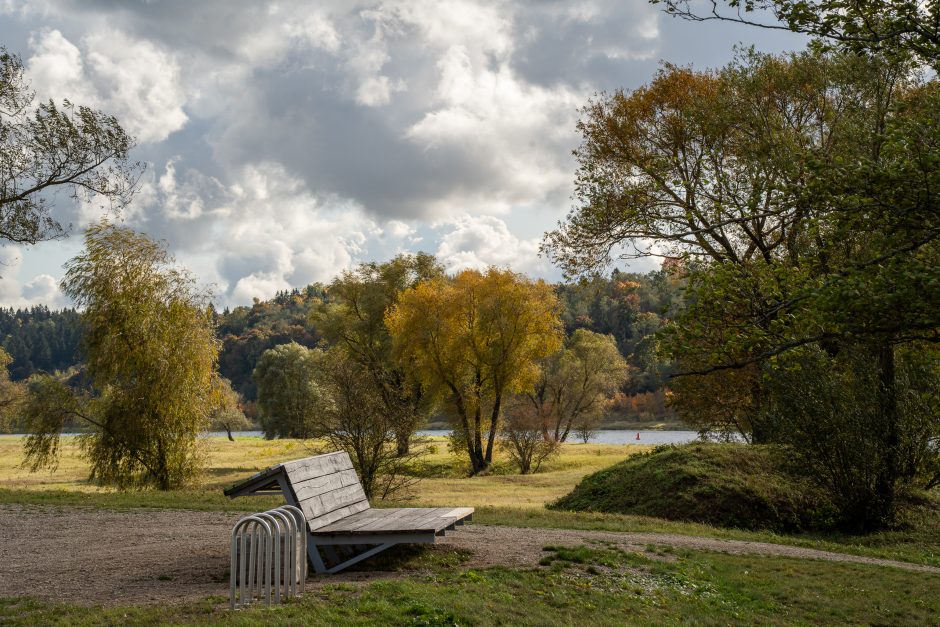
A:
[451,383,487,475]
[484,392,502,464]
[395,429,410,456]
[225,426,234,442]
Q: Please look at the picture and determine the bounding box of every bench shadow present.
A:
[344,543,473,573]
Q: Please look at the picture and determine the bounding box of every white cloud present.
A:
[434,214,547,275]
[124,161,400,305]
[0,247,66,308]
[389,0,515,59]
[406,43,581,216]
[27,28,188,143]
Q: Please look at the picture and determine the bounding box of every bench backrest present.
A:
[281,451,370,531]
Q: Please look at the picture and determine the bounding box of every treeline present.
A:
[214,285,328,400]
[1,270,681,416]
[0,307,84,380]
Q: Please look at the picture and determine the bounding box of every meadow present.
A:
[1,435,939,625]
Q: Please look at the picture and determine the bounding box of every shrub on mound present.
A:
[550,443,838,532]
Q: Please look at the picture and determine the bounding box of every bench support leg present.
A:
[307,538,397,574]
[306,539,328,574]
[326,543,396,574]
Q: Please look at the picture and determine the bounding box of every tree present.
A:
[656,0,940,66]
[0,48,138,245]
[525,329,630,442]
[763,344,940,528]
[542,48,939,526]
[208,374,252,441]
[315,253,443,455]
[253,342,328,439]
[387,268,563,474]
[313,347,419,500]
[499,395,561,474]
[22,222,218,489]
[0,347,24,432]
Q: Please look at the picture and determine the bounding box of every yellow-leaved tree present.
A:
[386,268,562,474]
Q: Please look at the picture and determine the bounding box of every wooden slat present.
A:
[300,484,368,518]
[306,500,370,531]
[292,469,361,502]
[283,452,353,483]
[352,508,422,533]
[312,508,422,534]
[323,508,394,533]
[390,507,473,533]
[399,508,456,533]
[313,507,474,535]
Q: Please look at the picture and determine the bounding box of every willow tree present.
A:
[0,348,24,432]
[386,268,563,474]
[525,329,630,442]
[253,342,327,439]
[22,222,218,489]
[208,373,252,441]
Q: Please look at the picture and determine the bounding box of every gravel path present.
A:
[1,504,936,605]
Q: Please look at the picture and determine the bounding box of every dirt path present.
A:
[1,504,936,606]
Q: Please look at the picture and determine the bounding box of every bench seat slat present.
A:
[306,500,371,531]
[312,507,474,535]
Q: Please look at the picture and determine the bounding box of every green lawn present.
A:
[2,546,938,626]
[2,434,939,625]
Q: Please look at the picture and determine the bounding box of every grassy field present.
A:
[3,546,939,626]
[1,435,938,567]
[0,434,637,507]
[2,435,939,625]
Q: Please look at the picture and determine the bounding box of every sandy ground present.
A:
[1,504,937,606]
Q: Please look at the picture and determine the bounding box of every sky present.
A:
[0,0,805,309]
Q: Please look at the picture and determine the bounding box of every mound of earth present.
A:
[550,443,837,532]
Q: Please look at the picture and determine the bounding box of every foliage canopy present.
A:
[22,222,219,489]
[387,267,563,474]
[0,48,138,245]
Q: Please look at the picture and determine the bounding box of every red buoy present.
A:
[635,432,641,440]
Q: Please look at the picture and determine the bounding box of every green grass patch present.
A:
[551,443,839,532]
[3,548,939,625]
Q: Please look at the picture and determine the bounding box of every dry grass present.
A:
[0,435,644,509]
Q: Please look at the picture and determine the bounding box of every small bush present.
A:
[550,443,838,532]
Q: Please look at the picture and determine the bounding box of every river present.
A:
[195,429,703,445]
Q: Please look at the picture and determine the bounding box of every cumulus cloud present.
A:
[27,27,187,143]
[406,44,582,216]
[0,247,67,308]
[434,214,548,275]
[125,161,396,305]
[0,0,807,307]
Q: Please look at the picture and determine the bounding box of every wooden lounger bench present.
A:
[224,451,474,574]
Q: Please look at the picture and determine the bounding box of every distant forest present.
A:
[2,269,681,422]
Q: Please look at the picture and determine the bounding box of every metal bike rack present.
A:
[230,505,307,609]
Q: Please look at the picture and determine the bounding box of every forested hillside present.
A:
[214,285,329,399]
[1,270,680,416]
[0,307,84,380]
